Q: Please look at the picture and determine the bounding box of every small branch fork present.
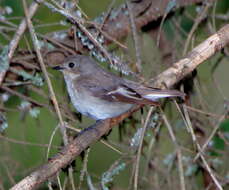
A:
[10,23,229,189]
[0,0,43,85]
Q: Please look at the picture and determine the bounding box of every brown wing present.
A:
[103,84,160,105]
[76,74,184,106]
[76,75,159,105]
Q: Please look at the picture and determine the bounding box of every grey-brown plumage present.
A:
[53,55,185,120]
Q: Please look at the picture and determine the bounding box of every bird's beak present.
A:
[52,65,65,70]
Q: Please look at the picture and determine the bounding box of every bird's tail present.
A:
[142,88,186,102]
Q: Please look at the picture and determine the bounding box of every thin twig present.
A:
[0,0,42,85]
[0,85,46,107]
[182,103,223,190]
[57,174,63,190]
[91,23,127,49]
[65,124,123,155]
[184,105,228,119]
[68,167,76,190]
[134,107,154,190]
[22,1,76,189]
[44,0,114,65]
[94,0,116,38]
[127,0,142,72]
[0,160,16,186]
[194,112,226,161]
[143,123,161,178]
[212,1,217,33]
[182,3,211,56]
[78,148,90,190]
[46,126,59,160]
[38,33,76,54]
[160,107,186,190]
[22,0,67,144]
[0,134,59,149]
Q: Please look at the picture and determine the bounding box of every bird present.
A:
[53,55,185,120]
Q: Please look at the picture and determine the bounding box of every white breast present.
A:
[64,75,133,120]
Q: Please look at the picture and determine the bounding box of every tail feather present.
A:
[142,89,185,102]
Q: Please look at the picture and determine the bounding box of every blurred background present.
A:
[0,0,229,189]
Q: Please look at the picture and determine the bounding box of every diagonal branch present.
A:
[10,24,229,190]
[152,24,229,88]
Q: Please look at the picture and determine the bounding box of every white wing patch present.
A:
[143,93,178,101]
[107,87,141,100]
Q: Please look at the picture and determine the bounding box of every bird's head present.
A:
[53,54,99,77]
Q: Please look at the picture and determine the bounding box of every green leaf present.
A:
[219,119,229,132]
[212,136,225,150]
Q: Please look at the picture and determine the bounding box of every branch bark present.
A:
[153,24,229,88]
[11,24,229,190]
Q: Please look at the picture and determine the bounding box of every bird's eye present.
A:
[68,62,75,68]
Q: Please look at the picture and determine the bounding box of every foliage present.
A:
[0,0,229,189]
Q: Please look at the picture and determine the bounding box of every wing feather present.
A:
[76,75,184,106]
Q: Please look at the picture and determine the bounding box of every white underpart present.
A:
[64,74,133,120]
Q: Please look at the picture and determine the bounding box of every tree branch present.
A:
[10,24,229,190]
